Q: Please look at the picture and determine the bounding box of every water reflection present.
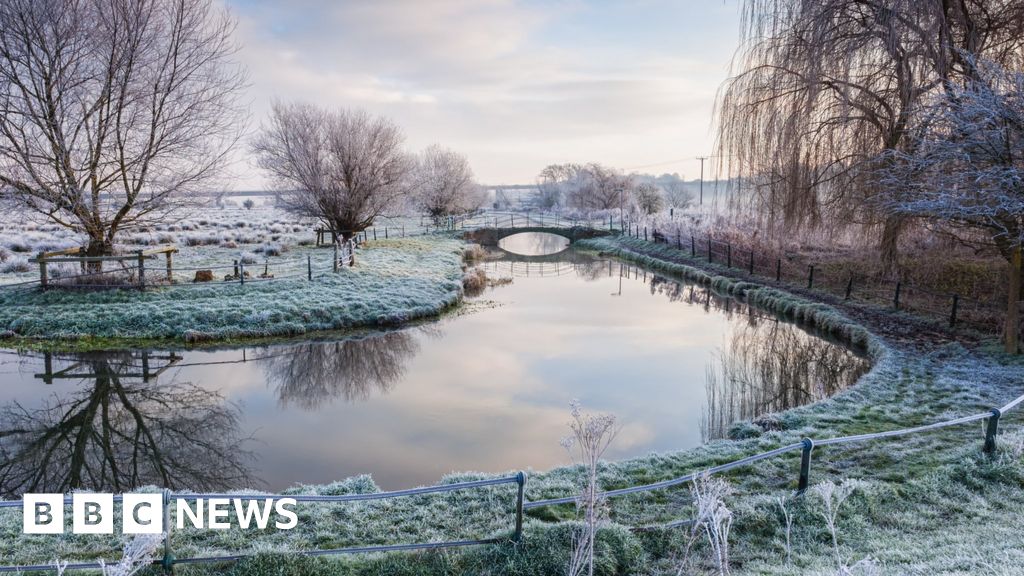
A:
[0,351,252,498]
[0,249,872,493]
[701,312,869,441]
[266,331,420,409]
[498,232,570,256]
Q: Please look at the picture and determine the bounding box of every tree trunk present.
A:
[1006,246,1021,354]
[878,215,904,277]
[85,237,112,272]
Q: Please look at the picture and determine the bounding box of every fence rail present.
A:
[2,387,1022,574]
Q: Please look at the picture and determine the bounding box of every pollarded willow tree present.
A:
[875,59,1024,352]
[412,144,485,222]
[0,0,247,259]
[716,0,1024,265]
[538,163,633,214]
[252,102,413,263]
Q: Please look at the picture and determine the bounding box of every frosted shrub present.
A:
[0,258,30,274]
[99,534,163,576]
[679,474,734,576]
[562,401,618,576]
[811,479,869,567]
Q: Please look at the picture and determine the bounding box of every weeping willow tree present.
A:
[716,0,1024,265]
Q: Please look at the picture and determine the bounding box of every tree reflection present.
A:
[0,352,251,498]
[266,331,420,409]
[701,318,870,440]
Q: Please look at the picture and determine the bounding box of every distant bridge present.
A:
[458,212,613,246]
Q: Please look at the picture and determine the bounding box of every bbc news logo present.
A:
[23,494,298,534]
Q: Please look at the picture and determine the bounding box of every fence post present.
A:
[37,251,48,289]
[807,265,814,290]
[161,488,174,574]
[707,238,713,263]
[165,251,173,282]
[797,438,814,493]
[893,282,901,309]
[333,243,339,272]
[385,227,388,239]
[137,250,146,289]
[748,251,754,275]
[307,255,312,281]
[239,259,245,286]
[677,232,682,250]
[776,258,781,282]
[691,235,695,257]
[949,294,959,328]
[513,471,527,543]
[726,243,732,268]
[373,228,377,241]
[845,276,853,300]
[644,226,648,241]
[984,408,1001,455]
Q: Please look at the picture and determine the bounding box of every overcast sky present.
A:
[224,0,741,188]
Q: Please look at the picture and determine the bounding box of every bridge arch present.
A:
[463,226,610,247]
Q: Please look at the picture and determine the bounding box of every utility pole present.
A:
[696,156,709,206]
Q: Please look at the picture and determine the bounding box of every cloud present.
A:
[224,0,739,186]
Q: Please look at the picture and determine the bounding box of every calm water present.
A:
[0,233,869,497]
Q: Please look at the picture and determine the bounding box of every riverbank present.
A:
[0,237,467,350]
[2,234,1022,575]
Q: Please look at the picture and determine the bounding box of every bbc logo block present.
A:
[23,493,163,534]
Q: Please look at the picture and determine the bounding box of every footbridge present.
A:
[459,211,613,247]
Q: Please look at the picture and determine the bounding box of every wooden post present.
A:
[165,251,173,282]
[845,276,853,300]
[644,226,648,241]
[333,243,339,272]
[807,265,814,289]
[707,238,713,263]
[893,282,902,309]
[239,260,245,285]
[385,227,388,239]
[949,294,959,328]
[37,251,48,289]
[137,250,146,289]
[776,258,781,282]
[691,235,695,257]
[748,251,754,275]
[307,255,312,281]
[373,228,377,241]
[726,243,732,268]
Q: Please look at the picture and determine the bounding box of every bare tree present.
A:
[661,179,694,210]
[634,182,665,215]
[252,102,413,262]
[875,58,1024,352]
[412,145,484,222]
[0,0,247,260]
[567,163,633,213]
[535,163,584,210]
[716,0,1024,265]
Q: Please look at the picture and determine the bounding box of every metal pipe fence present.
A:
[2,388,1022,573]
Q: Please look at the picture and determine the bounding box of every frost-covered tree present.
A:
[567,163,633,213]
[0,0,246,260]
[875,58,1024,353]
[660,179,694,209]
[252,102,413,258]
[717,0,1024,262]
[535,163,584,210]
[634,182,665,215]
[412,145,484,221]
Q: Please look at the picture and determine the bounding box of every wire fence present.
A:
[617,223,1006,335]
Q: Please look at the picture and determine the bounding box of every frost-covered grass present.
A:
[0,237,466,345]
[3,234,1024,574]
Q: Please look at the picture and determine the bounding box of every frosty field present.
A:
[0,204,465,346]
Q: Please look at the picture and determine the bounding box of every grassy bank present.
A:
[0,238,466,348]
[2,235,1023,574]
